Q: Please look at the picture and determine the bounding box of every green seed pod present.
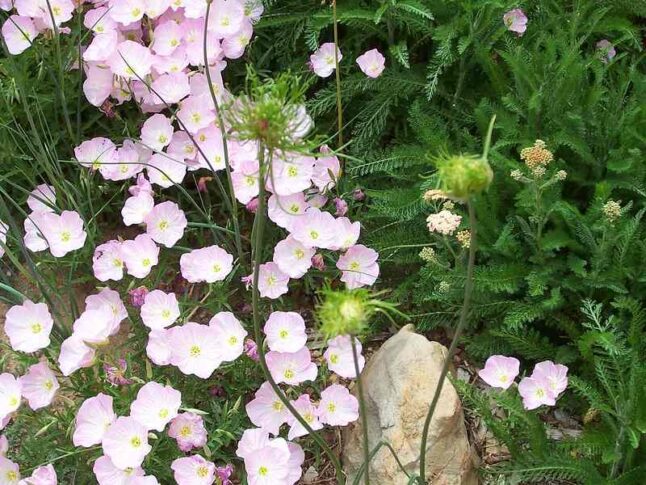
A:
[436,153,493,200]
[316,288,372,338]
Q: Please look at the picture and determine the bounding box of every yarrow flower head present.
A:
[426,210,462,236]
[520,139,553,173]
[602,200,622,223]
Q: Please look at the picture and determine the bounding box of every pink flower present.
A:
[0,456,20,485]
[58,335,95,376]
[122,193,155,227]
[104,359,133,386]
[208,0,245,38]
[144,201,187,247]
[2,15,37,55]
[596,39,616,62]
[243,437,293,485]
[129,173,154,197]
[478,355,520,390]
[232,160,260,204]
[83,32,118,64]
[171,455,215,485]
[311,148,340,192]
[20,463,57,485]
[92,240,125,282]
[0,373,22,421]
[310,42,342,78]
[180,245,234,283]
[168,412,208,452]
[337,244,380,289]
[72,307,115,344]
[85,288,127,334]
[152,20,183,56]
[356,48,385,78]
[267,155,315,197]
[130,381,182,432]
[177,95,216,133]
[151,72,191,105]
[353,188,365,201]
[503,8,527,35]
[311,253,325,271]
[93,455,144,485]
[129,286,149,307]
[291,208,337,249]
[209,312,248,362]
[267,193,310,231]
[531,361,568,398]
[317,384,359,426]
[257,262,290,299]
[27,184,56,213]
[518,376,555,410]
[74,137,117,172]
[83,64,114,107]
[324,335,364,379]
[214,464,234,485]
[244,338,259,361]
[73,394,116,447]
[236,428,271,459]
[245,381,291,435]
[140,290,180,329]
[141,114,174,152]
[333,197,348,217]
[19,362,59,411]
[121,234,160,278]
[4,300,53,353]
[426,210,461,235]
[108,41,154,80]
[287,394,323,440]
[266,347,317,385]
[84,7,117,34]
[23,212,49,253]
[263,311,307,353]
[39,210,87,257]
[102,416,152,470]
[146,329,172,365]
[108,0,145,24]
[272,236,315,279]
[169,322,223,378]
[110,142,144,180]
[331,217,360,251]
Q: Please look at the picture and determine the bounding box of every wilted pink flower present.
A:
[478,355,520,390]
[263,311,307,353]
[317,384,359,426]
[2,15,37,55]
[4,300,53,353]
[353,188,365,201]
[20,463,57,485]
[92,240,125,282]
[144,201,187,248]
[27,184,56,213]
[130,381,182,432]
[121,234,160,278]
[324,335,365,379]
[129,286,149,307]
[426,210,461,235]
[58,335,96,376]
[273,236,315,279]
[267,193,310,231]
[337,244,380,289]
[19,362,59,411]
[209,312,248,362]
[102,416,152,470]
[596,39,616,62]
[180,245,234,283]
[311,253,325,271]
[168,412,208,452]
[311,150,341,193]
[287,394,323,440]
[146,329,172,366]
[103,358,132,386]
[310,42,342,78]
[266,347,317,385]
[257,262,290,299]
[73,394,116,447]
[140,290,180,329]
[244,339,259,361]
[214,464,234,485]
[531,361,568,398]
[39,210,87,258]
[503,8,527,35]
[245,382,291,435]
[169,322,223,378]
[246,197,259,213]
[171,454,215,485]
[93,455,144,485]
[129,173,154,197]
[518,376,555,410]
[356,48,386,78]
[0,373,22,420]
[334,197,348,217]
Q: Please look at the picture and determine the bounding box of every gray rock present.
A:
[343,325,478,484]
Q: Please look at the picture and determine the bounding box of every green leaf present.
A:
[389,41,410,68]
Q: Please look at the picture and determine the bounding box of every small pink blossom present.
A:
[311,149,340,192]
[108,40,154,80]
[478,355,520,390]
[85,288,127,334]
[73,307,115,344]
[263,311,307,353]
[19,362,59,411]
[324,335,365,379]
[180,245,234,283]
[58,335,96,376]
[331,217,360,251]
[4,300,53,353]
[129,286,149,307]
[518,376,555,410]
[317,384,359,426]
[208,0,245,38]
[503,8,527,35]
[243,438,292,485]
[287,394,323,440]
[73,394,116,447]
[0,373,22,420]
[177,95,216,134]
[334,197,348,216]
[245,382,291,436]
[121,234,160,278]
[102,416,152,470]
[168,412,208,452]
[0,456,20,485]
[122,193,155,226]
[146,329,173,366]
[273,236,315,279]
[266,347,317,385]
[93,455,144,485]
[140,290,180,329]
[144,201,187,248]
[171,455,215,485]
[531,361,568,398]
[353,188,365,201]
[141,114,174,152]
[337,244,380,289]
[356,48,386,78]
[20,463,57,485]
[169,322,223,378]
[232,160,260,204]
[292,208,338,249]
[92,240,125,282]
[2,15,37,55]
[27,184,56,213]
[39,210,87,258]
[209,312,248,362]
[267,155,315,197]
[74,137,117,172]
[310,43,342,78]
[257,262,290,299]
[267,193,310,231]
[130,381,182,432]
[147,153,188,188]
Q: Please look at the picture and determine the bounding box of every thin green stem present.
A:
[250,148,346,484]
[332,0,344,150]
[352,440,412,485]
[417,200,477,484]
[351,336,370,485]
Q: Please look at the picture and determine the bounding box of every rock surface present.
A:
[343,325,478,484]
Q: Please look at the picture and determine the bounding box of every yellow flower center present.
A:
[228,336,238,346]
[304,412,314,423]
[132,8,141,17]
[142,258,151,267]
[289,204,300,213]
[536,388,545,398]
[220,16,230,26]
[8,396,18,407]
[284,369,295,380]
[272,400,283,411]
[266,275,276,286]
[6,471,18,481]
[180,425,192,437]
[213,264,221,273]
[349,261,360,271]
[287,165,298,177]
[158,135,168,144]
[197,466,209,478]
[161,309,171,319]
[130,436,142,448]
[31,322,42,334]
[158,220,169,231]
[61,231,71,242]
[258,466,268,476]
[120,164,129,173]
[330,353,339,364]
[327,402,336,413]
[159,408,169,418]
[245,176,256,186]
[191,113,202,123]
[170,38,179,47]
[53,6,61,15]
[190,345,201,357]
[310,230,319,240]
[279,329,289,339]
[43,380,54,391]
